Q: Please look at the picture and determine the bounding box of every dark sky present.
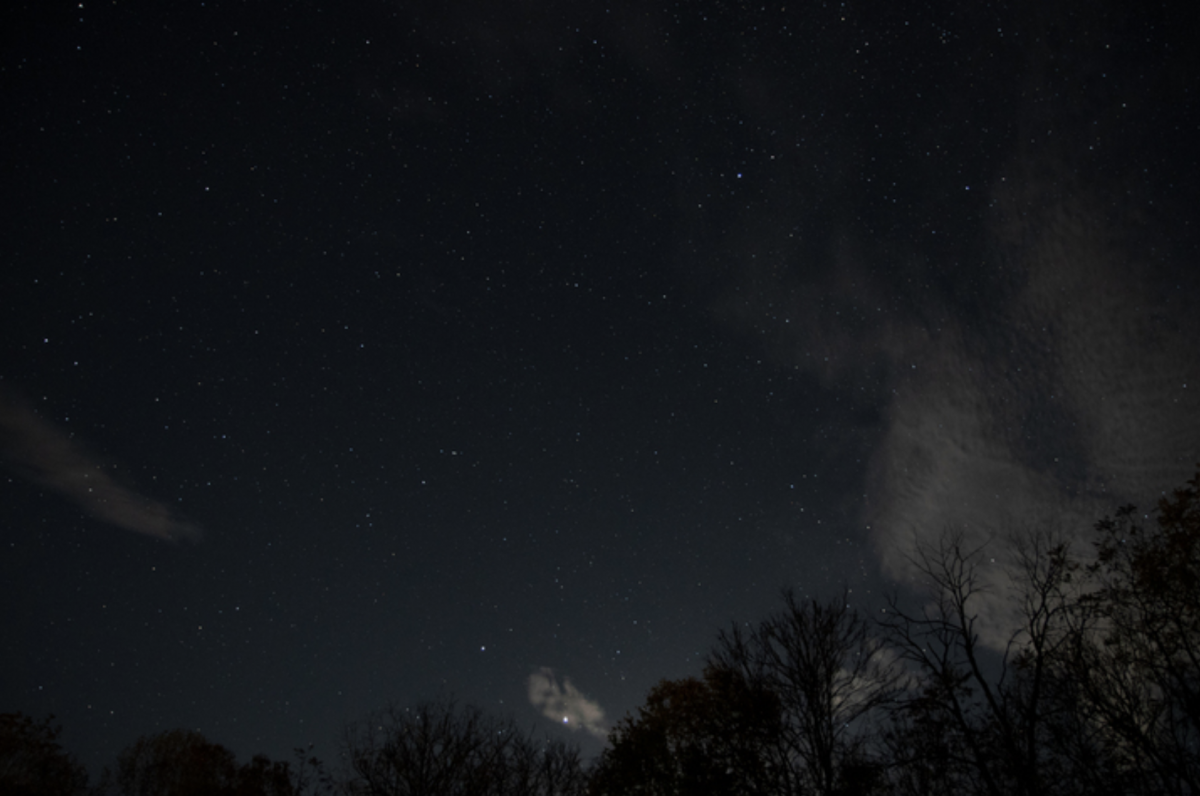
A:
[3,0,1198,774]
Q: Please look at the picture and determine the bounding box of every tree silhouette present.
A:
[338,696,586,796]
[879,469,1200,796]
[589,666,783,795]
[0,713,89,796]
[711,589,901,796]
[593,590,900,796]
[102,728,295,796]
[1053,471,1200,795]
[878,524,1081,796]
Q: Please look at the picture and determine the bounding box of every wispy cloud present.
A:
[0,389,201,543]
[527,667,607,740]
[866,168,1199,570]
[712,165,1200,636]
[704,58,1200,647]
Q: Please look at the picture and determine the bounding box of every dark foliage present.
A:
[589,666,784,796]
[100,729,295,796]
[0,713,89,796]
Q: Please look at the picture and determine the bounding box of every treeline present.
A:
[590,470,1200,796]
[0,704,583,796]
[4,470,1198,796]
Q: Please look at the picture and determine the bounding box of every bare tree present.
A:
[338,696,585,796]
[708,588,903,796]
[878,525,1081,796]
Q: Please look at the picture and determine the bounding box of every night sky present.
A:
[3,0,1198,775]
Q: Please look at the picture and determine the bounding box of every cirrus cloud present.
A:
[0,388,202,543]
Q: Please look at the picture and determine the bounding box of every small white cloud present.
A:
[527,667,607,740]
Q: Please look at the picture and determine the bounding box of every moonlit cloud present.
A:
[527,667,607,740]
[868,167,1200,576]
[708,94,1200,648]
[0,389,202,543]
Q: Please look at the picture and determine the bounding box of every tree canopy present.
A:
[0,713,88,796]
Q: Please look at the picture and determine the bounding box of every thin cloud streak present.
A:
[0,389,201,543]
